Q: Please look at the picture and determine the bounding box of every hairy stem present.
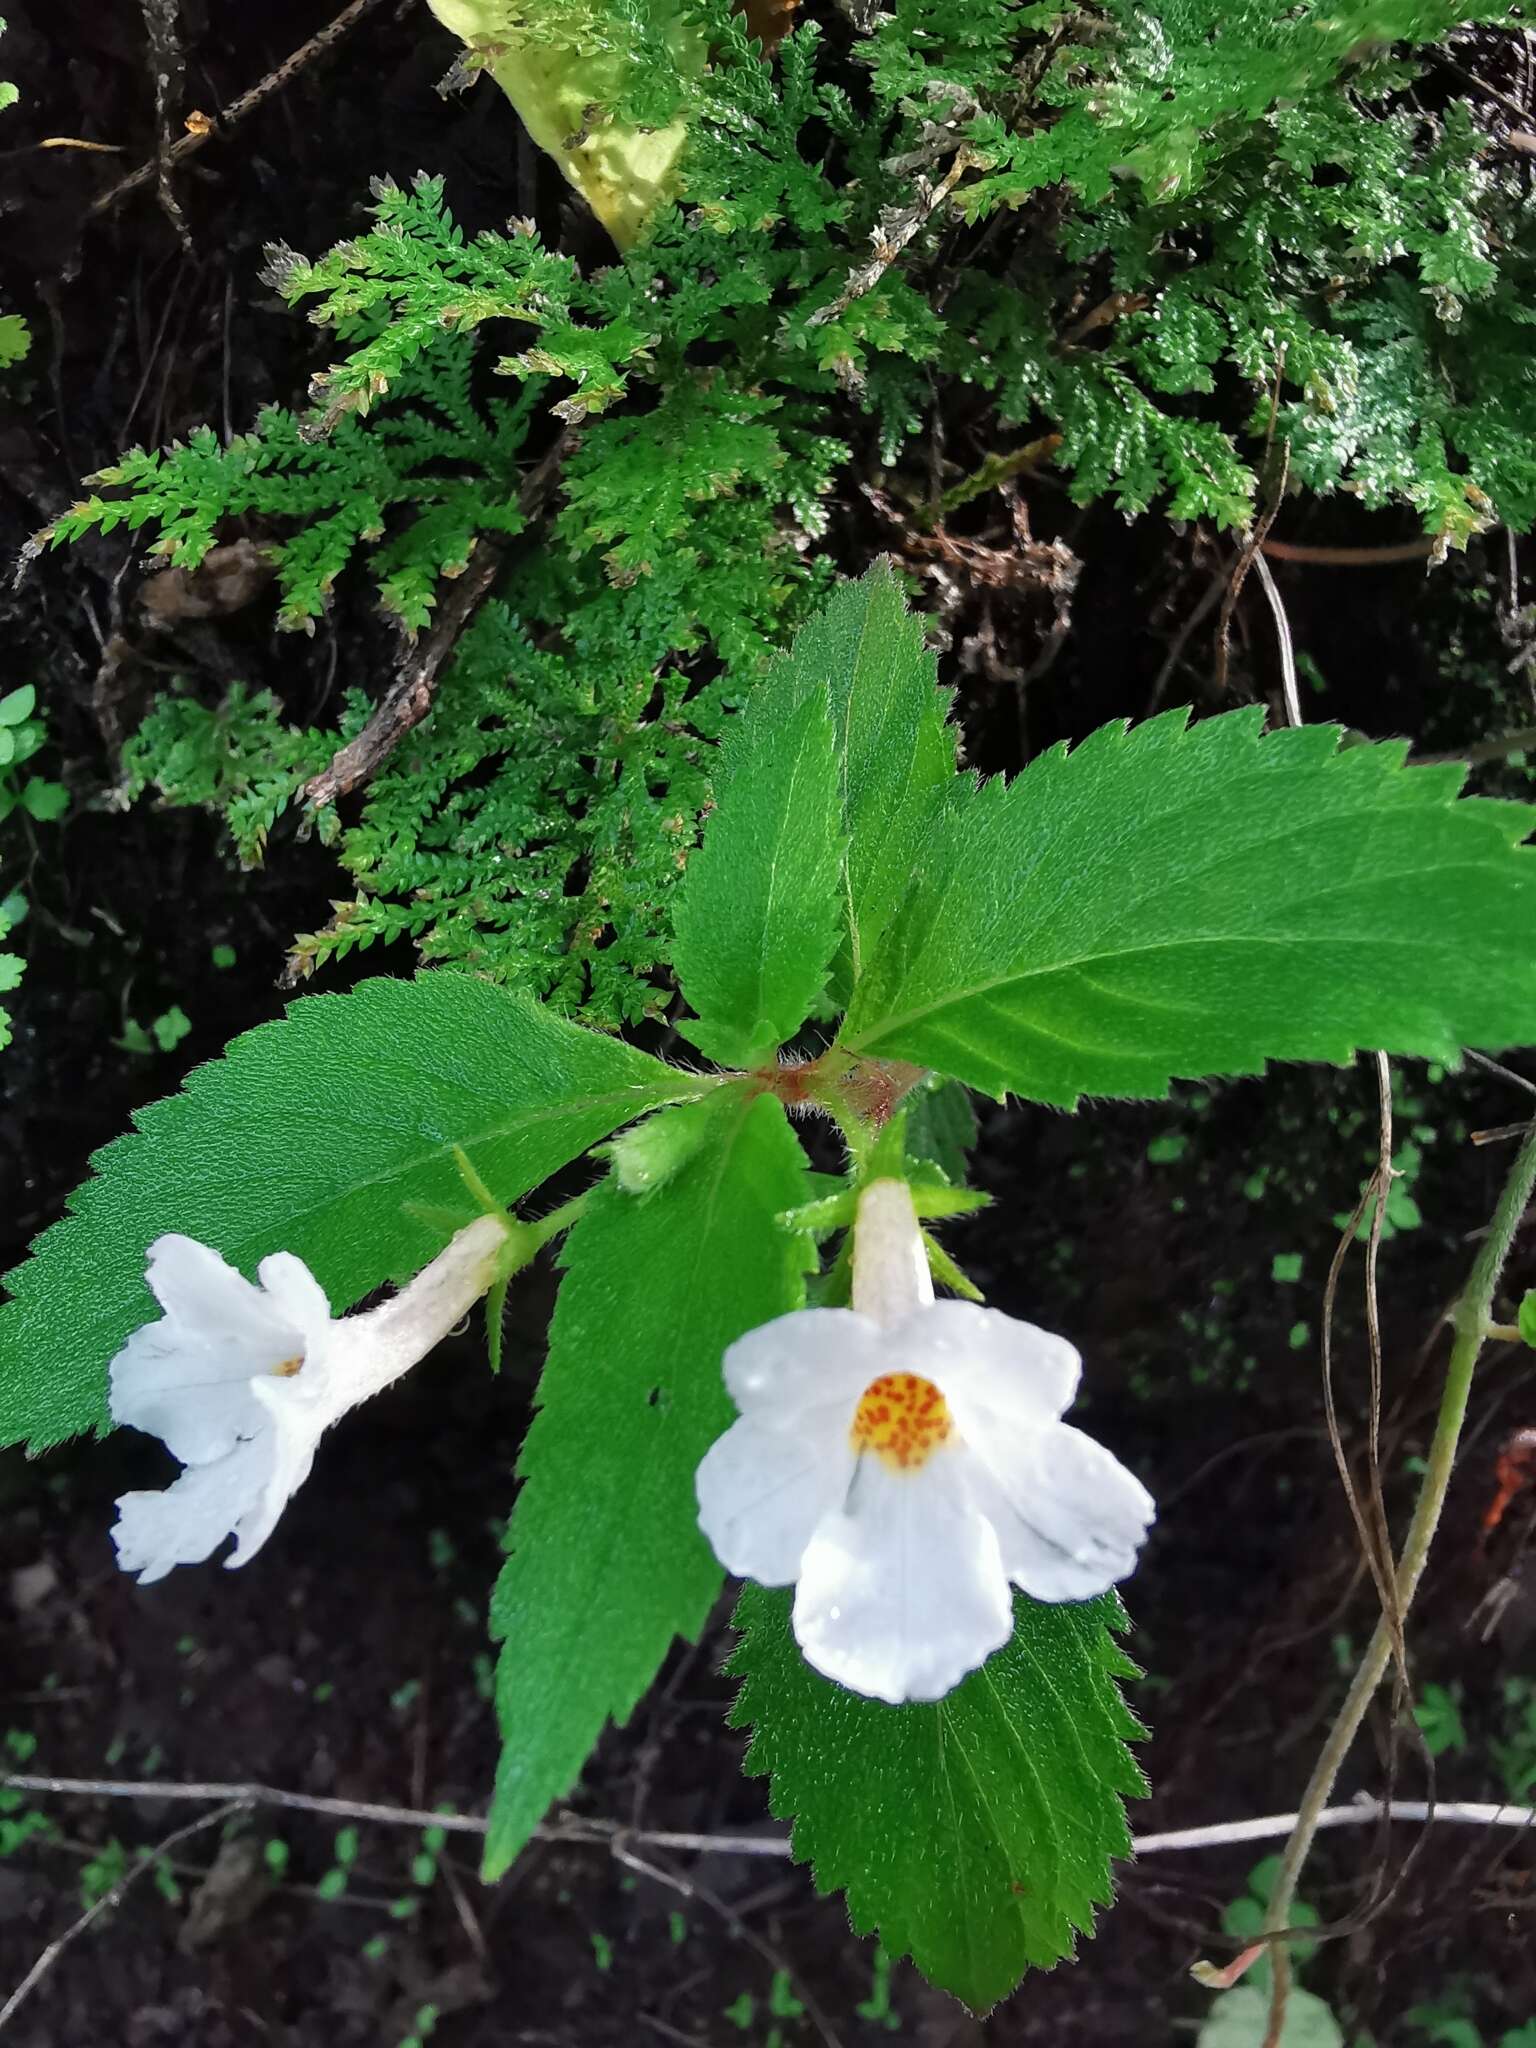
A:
[1260,1117,1536,2047]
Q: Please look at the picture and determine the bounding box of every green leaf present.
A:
[1518,1288,1536,1349]
[843,710,1536,1106]
[781,563,957,985]
[0,313,30,367]
[743,563,957,998]
[150,1006,192,1054]
[483,1090,812,1881]
[1198,1987,1344,2048]
[0,684,34,727]
[0,973,703,1451]
[672,688,845,1068]
[904,1079,979,1186]
[20,779,67,824]
[728,1585,1145,2012]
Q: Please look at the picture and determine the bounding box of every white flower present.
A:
[695,1179,1153,1705]
[110,1215,510,1584]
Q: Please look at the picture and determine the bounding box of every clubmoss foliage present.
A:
[45,0,1536,1023]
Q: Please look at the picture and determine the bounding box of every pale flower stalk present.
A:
[696,1179,1154,1705]
[110,1215,510,1584]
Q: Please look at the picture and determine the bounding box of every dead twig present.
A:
[1251,551,1301,729]
[0,1798,245,2034]
[5,1773,1534,1861]
[1060,289,1149,347]
[1259,536,1439,568]
[1147,562,1228,714]
[302,434,571,813]
[1216,443,1290,697]
[610,1837,845,2048]
[1414,725,1536,768]
[87,0,391,223]
[139,0,192,252]
[807,144,974,333]
[302,538,504,814]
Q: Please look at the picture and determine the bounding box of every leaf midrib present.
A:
[846,862,1514,1057]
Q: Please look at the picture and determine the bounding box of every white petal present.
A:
[792,1449,1013,1704]
[230,1378,326,1563]
[722,1308,885,1430]
[112,1430,281,1584]
[964,1418,1154,1602]
[109,1324,272,1465]
[255,1251,333,1340]
[899,1301,1081,1429]
[110,1237,308,1464]
[696,1413,854,1585]
[144,1235,303,1355]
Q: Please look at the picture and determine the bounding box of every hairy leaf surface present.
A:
[673,684,846,1067]
[0,975,700,1451]
[730,1585,1145,2010]
[843,710,1536,1104]
[673,562,957,1062]
[483,1091,811,1879]
[773,561,957,984]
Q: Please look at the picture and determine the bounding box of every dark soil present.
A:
[2,5,1536,2045]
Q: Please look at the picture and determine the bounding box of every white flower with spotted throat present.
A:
[696,1179,1153,1704]
[109,1214,511,1584]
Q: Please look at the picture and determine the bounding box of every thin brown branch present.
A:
[930,432,1063,523]
[6,1774,1534,1860]
[610,1837,845,2048]
[0,1799,244,2034]
[807,144,974,331]
[303,433,571,811]
[1259,536,1439,567]
[1415,725,1536,769]
[1251,533,1300,725]
[1060,290,1149,347]
[303,541,505,810]
[1216,444,1291,696]
[87,0,390,222]
[1261,1122,1536,2048]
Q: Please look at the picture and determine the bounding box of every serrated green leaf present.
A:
[673,688,846,1068]
[752,564,957,996]
[728,1585,1145,2012]
[0,974,704,1451]
[843,709,1536,1106]
[483,1091,812,1881]
[905,1078,979,1186]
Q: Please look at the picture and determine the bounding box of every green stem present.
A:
[930,432,1063,523]
[525,1192,588,1254]
[1260,1119,1536,2047]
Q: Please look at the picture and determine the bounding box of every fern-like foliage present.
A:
[48,0,1536,1021]
[46,326,539,631]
